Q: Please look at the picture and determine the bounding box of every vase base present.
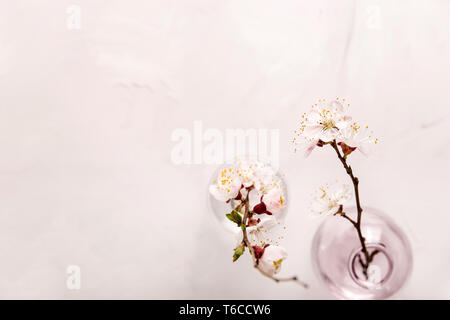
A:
[311,207,413,300]
[349,244,393,290]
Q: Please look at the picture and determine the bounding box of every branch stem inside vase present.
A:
[329,140,377,279]
[349,244,393,289]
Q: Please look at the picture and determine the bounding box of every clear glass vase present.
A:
[311,207,413,299]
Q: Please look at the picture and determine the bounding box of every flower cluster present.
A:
[209,159,286,216]
[292,98,378,157]
[209,159,288,276]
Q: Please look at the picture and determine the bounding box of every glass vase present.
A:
[311,206,413,299]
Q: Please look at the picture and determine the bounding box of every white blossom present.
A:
[236,216,277,246]
[293,98,379,157]
[209,167,242,202]
[293,99,351,153]
[258,245,288,276]
[311,184,352,215]
[337,123,379,156]
[263,187,285,214]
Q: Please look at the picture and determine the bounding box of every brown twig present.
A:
[330,140,374,276]
[334,211,357,226]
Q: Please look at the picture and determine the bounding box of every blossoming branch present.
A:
[293,98,378,278]
[209,159,307,287]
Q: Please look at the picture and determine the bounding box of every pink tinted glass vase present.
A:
[311,207,413,299]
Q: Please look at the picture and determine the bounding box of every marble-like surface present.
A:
[0,0,448,299]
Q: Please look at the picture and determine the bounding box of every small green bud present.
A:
[233,244,245,262]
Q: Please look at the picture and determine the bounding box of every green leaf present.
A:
[225,210,243,226]
[231,210,242,225]
[225,213,234,222]
[233,244,245,262]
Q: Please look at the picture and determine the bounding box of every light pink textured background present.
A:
[0,0,448,299]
